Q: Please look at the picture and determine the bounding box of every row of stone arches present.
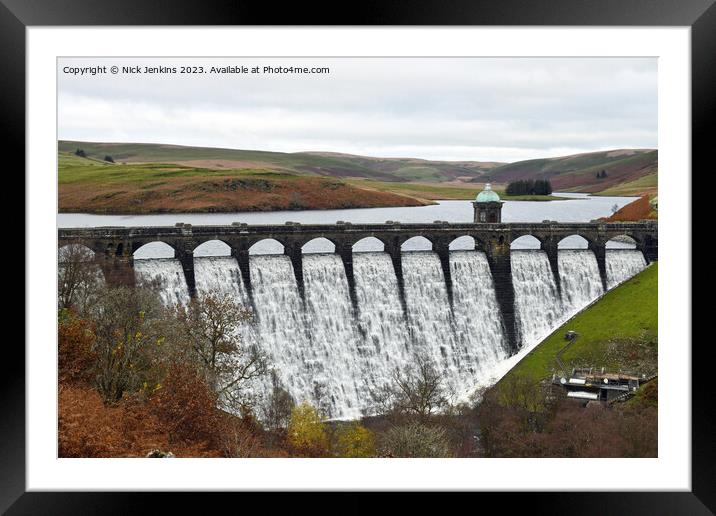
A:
[510,234,638,250]
[59,233,639,260]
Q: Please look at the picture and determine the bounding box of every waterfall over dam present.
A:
[131,247,647,419]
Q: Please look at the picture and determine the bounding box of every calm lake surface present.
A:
[58,193,640,256]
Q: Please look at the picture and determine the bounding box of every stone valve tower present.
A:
[473,183,503,223]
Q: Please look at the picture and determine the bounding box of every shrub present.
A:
[58,310,96,385]
[148,362,221,446]
[88,286,167,404]
[58,384,221,458]
[379,423,452,458]
[372,358,451,422]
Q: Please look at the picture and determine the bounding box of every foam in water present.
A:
[401,251,495,401]
[449,251,509,388]
[301,254,363,419]
[401,252,458,366]
[249,255,316,411]
[606,249,647,289]
[511,250,565,349]
[352,252,413,406]
[134,258,190,307]
[558,250,604,317]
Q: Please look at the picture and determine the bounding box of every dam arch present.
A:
[193,239,232,257]
[606,234,638,249]
[558,235,591,249]
[58,243,96,261]
[302,237,337,254]
[449,235,477,251]
[401,235,433,252]
[133,241,176,259]
[248,238,285,255]
[352,236,385,253]
[510,234,542,250]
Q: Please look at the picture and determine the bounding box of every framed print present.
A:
[3,0,711,512]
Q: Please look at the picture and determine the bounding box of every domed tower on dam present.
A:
[473,183,503,223]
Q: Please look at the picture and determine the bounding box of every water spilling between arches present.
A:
[133,248,647,419]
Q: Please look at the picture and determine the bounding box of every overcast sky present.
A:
[58,57,657,163]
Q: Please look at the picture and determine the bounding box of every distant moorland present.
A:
[58,141,657,214]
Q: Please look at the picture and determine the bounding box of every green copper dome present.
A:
[476,183,500,203]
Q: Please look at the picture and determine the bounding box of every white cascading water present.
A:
[449,251,509,389]
[558,250,604,317]
[248,255,315,412]
[193,257,258,350]
[133,247,648,419]
[401,251,504,401]
[400,253,461,393]
[301,254,364,419]
[134,258,190,307]
[352,252,413,410]
[511,250,566,349]
[194,257,248,302]
[606,249,647,289]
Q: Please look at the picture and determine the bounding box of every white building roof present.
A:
[567,391,599,400]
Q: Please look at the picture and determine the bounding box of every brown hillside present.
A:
[59,175,429,214]
[603,195,657,222]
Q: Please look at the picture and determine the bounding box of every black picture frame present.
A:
[2,0,709,512]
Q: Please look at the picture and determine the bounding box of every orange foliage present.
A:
[58,384,220,457]
[604,196,657,222]
[58,312,96,385]
[58,362,285,457]
[148,363,223,447]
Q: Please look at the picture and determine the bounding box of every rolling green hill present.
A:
[59,140,658,196]
[58,141,500,183]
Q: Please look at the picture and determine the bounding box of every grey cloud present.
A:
[58,57,657,162]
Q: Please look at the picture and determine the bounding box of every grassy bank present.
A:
[499,263,658,383]
[594,173,657,197]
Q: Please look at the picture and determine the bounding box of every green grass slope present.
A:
[501,263,657,383]
[59,141,500,183]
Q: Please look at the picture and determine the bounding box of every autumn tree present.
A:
[287,402,329,456]
[333,422,376,458]
[176,293,268,412]
[88,286,167,404]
